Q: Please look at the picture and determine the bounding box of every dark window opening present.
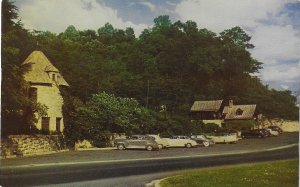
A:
[236,108,243,116]
[42,117,50,131]
[28,87,37,102]
[56,117,62,132]
[52,74,56,81]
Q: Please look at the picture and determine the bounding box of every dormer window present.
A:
[236,108,243,116]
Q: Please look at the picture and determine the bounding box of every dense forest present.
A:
[2,1,298,141]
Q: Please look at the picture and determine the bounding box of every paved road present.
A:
[1,132,298,167]
[0,132,298,186]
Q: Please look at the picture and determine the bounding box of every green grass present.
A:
[161,159,299,187]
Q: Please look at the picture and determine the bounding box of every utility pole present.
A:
[146,80,149,108]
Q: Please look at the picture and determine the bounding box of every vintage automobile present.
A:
[114,135,159,151]
[260,128,272,137]
[190,135,215,147]
[266,128,279,136]
[163,136,198,148]
[241,130,265,139]
[269,126,283,133]
[206,133,238,144]
[147,134,169,149]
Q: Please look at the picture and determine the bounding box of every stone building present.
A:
[22,51,69,132]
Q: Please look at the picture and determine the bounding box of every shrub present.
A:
[222,120,257,131]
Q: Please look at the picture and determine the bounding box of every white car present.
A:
[147,134,169,149]
[266,128,279,136]
[206,133,238,144]
[163,136,198,148]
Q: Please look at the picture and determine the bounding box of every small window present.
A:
[56,117,62,132]
[42,117,50,131]
[29,87,37,102]
[52,74,56,81]
[236,108,243,116]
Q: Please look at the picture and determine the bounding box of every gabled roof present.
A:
[190,100,223,112]
[22,51,69,86]
[223,105,256,120]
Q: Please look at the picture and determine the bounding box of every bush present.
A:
[222,120,257,131]
[76,92,157,147]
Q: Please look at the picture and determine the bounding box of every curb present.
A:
[0,149,69,160]
[145,179,162,187]
[76,147,116,151]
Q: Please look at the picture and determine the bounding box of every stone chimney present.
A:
[229,100,234,108]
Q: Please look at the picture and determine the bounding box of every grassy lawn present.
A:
[161,159,298,187]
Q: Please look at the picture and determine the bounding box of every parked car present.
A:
[266,128,279,136]
[269,126,283,133]
[241,130,265,138]
[260,128,271,137]
[114,135,159,151]
[190,135,215,147]
[163,136,198,148]
[206,133,238,144]
[147,134,169,149]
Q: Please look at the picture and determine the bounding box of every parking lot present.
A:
[1,132,298,167]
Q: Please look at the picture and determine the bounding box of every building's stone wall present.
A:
[33,84,64,131]
[262,119,299,132]
[1,135,65,158]
[202,120,224,127]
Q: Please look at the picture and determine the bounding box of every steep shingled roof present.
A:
[190,100,223,112]
[223,105,256,120]
[22,51,69,86]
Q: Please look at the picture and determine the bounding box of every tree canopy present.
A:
[1,1,298,138]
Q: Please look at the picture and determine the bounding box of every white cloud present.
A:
[250,24,300,64]
[280,85,289,90]
[175,0,289,33]
[260,63,300,83]
[175,0,300,91]
[138,1,156,12]
[18,0,148,35]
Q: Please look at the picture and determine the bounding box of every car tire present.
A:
[146,145,153,151]
[186,143,192,148]
[203,141,210,147]
[158,144,163,149]
[117,144,125,150]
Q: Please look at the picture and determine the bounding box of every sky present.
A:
[14,0,300,93]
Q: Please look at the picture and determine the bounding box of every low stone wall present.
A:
[262,119,299,132]
[202,120,224,127]
[273,120,299,132]
[1,135,66,158]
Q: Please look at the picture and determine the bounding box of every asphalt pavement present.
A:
[0,132,298,186]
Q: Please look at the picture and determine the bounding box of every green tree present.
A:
[76,92,156,147]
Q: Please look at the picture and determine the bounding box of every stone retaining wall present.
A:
[262,119,299,132]
[1,135,66,158]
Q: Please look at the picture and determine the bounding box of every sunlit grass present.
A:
[161,159,298,187]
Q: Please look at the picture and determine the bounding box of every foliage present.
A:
[222,120,257,131]
[1,0,47,136]
[76,92,156,147]
[2,1,298,139]
[161,159,299,187]
[60,87,84,148]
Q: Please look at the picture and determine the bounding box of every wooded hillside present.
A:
[2,1,298,136]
